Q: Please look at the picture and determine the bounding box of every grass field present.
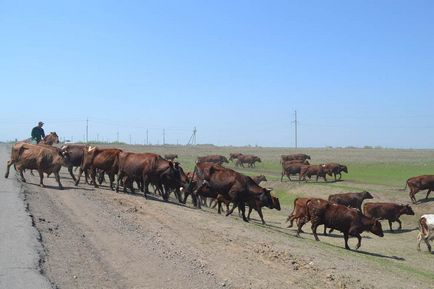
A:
[105,144,434,208]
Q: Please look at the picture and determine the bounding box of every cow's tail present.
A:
[419,217,429,238]
[400,180,409,191]
[286,198,299,222]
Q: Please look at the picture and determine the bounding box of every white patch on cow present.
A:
[88,146,96,152]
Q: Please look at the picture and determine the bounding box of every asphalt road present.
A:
[0,144,52,289]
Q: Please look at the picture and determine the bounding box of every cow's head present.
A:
[370,219,384,237]
[255,157,262,163]
[340,165,348,174]
[402,204,415,215]
[362,191,374,200]
[271,195,281,211]
[259,188,274,209]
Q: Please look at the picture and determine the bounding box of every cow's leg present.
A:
[388,220,394,232]
[311,222,320,241]
[54,171,63,190]
[280,171,284,182]
[355,233,362,250]
[424,238,432,252]
[108,172,115,190]
[426,189,432,199]
[91,168,98,188]
[18,167,26,182]
[67,166,77,182]
[75,167,84,186]
[5,160,14,178]
[247,206,253,220]
[334,173,337,181]
[296,217,308,236]
[397,219,402,231]
[343,232,350,250]
[256,207,266,225]
[38,169,45,188]
[417,233,423,251]
[116,171,124,193]
[237,202,248,222]
[410,188,419,204]
[328,228,334,234]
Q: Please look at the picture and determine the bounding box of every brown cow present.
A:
[281,154,311,163]
[246,194,281,224]
[280,161,307,181]
[164,154,178,161]
[328,191,373,211]
[187,162,274,222]
[300,165,332,182]
[322,163,348,181]
[286,197,310,232]
[197,155,229,165]
[5,143,67,189]
[117,151,188,201]
[363,202,414,232]
[60,144,88,182]
[235,154,261,168]
[307,199,384,250]
[75,146,122,190]
[405,175,434,203]
[229,153,243,162]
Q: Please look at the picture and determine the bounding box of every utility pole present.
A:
[97,133,99,142]
[292,110,298,149]
[187,127,197,145]
[86,118,89,143]
[163,129,165,145]
[146,129,149,145]
[116,131,119,143]
[129,134,132,145]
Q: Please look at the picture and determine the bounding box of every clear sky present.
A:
[1,1,433,148]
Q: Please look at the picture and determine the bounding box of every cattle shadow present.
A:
[355,249,405,261]
[384,227,418,234]
[417,197,434,204]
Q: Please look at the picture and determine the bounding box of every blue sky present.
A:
[0,1,433,148]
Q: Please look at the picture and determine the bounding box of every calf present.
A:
[247,194,281,225]
[307,200,384,250]
[322,163,348,181]
[417,214,434,252]
[286,198,315,236]
[328,191,373,211]
[229,153,243,162]
[300,165,331,182]
[405,175,434,204]
[363,202,414,232]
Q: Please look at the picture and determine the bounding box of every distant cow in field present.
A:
[5,143,68,189]
[280,161,307,181]
[281,154,310,163]
[300,165,331,182]
[306,199,384,250]
[229,153,243,162]
[405,175,434,203]
[235,154,261,168]
[417,214,434,252]
[197,155,229,165]
[164,154,178,161]
[328,191,374,211]
[363,202,414,232]
[252,175,267,184]
[322,163,348,181]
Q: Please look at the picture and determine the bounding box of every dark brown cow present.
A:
[197,155,229,165]
[284,159,310,165]
[280,161,307,181]
[246,194,281,224]
[235,154,261,168]
[5,143,67,189]
[363,202,415,232]
[75,146,122,190]
[322,163,348,181]
[187,162,274,222]
[300,165,331,182]
[229,153,243,162]
[252,175,267,184]
[164,154,178,161]
[307,199,384,250]
[281,154,311,163]
[405,175,434,203]
[328,191,373,211]
[116,152,188,201]
[60,144,87,182]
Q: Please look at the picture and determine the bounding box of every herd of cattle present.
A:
[3,132,434,253]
